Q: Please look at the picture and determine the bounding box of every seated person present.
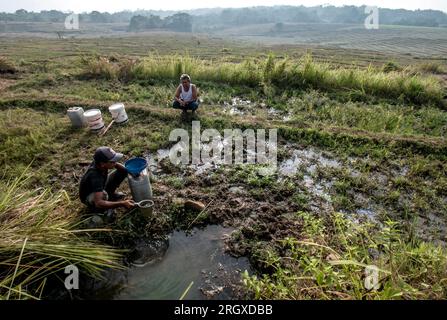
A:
[79,146,135,212]
[173,74,199,113]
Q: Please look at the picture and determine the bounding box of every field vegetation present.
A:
[0,34,446,299]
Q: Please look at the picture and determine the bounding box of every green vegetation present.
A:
[243,212,447,299]
[129,13,192,32]
[0,171,122,300]
[0,34,446,300]
[82,54,445,106]
[2,5,447,28]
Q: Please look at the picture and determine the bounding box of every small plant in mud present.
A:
[291,192,311,210]
[243,211,447,299]
[230,164,277,188]
[165,176,185,189]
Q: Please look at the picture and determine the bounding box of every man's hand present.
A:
[114,162,127,172]
[121,200,135,209]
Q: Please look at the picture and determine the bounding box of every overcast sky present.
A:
[1,0,446,13]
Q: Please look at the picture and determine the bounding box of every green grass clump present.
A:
[382,61,402,73]
[0,171,122,300]
[243,211,447,300]
[131,54,262,86]
[0,56,17,74]
[81,56,118,80]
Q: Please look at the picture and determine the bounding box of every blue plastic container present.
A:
[125,157,148,175]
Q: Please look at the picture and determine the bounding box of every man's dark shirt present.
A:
[79,162,107,203]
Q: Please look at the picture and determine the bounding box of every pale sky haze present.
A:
[0,0,446,13]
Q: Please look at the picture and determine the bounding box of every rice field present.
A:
[216,23,447,58]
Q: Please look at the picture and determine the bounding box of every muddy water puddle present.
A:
[220,97,292,121]
[267,107,292,121]
[222,97,273,116]
[115,225,251,300]
[223,97,253,116]
[278,148,341,177]
[278,147,341,203]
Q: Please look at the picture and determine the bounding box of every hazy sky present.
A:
[1,0,446,13]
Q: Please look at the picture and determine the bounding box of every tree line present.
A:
[128,13,192,32]
[1,5,446,29]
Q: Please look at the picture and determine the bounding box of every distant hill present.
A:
[1,5,446,29]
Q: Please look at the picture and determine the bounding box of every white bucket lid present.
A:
[68,107,83,112]
[83,109,101,117]
[109,103,124,111]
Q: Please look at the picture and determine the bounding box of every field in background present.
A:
[1,21,447,59]
[216,23,447,58]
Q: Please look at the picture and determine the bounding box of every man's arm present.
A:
[92,191,134,209]
[114,162,127,172]
[174,86,185,105]
[191,85,198,102]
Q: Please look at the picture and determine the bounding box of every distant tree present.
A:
[129,15,148,31]
[397,18,439,27]
[90,11,109,23]
[165,13,192,32]
[15,9,28,15]
[1,6,446,29]
[39,10,65,22]
[146,14,163,28]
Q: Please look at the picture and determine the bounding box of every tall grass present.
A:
[81,54,444,106]
[0,171,122,300]
[277,55,444,106]
[129,54,261,86]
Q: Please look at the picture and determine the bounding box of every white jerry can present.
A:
[67,107,86,128]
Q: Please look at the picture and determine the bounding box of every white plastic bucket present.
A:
[67,107,86,128]
[109,103,128,124]
[83,109,104,131]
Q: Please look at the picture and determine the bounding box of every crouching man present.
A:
[173,74,199,114]
[79,146,135,212]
